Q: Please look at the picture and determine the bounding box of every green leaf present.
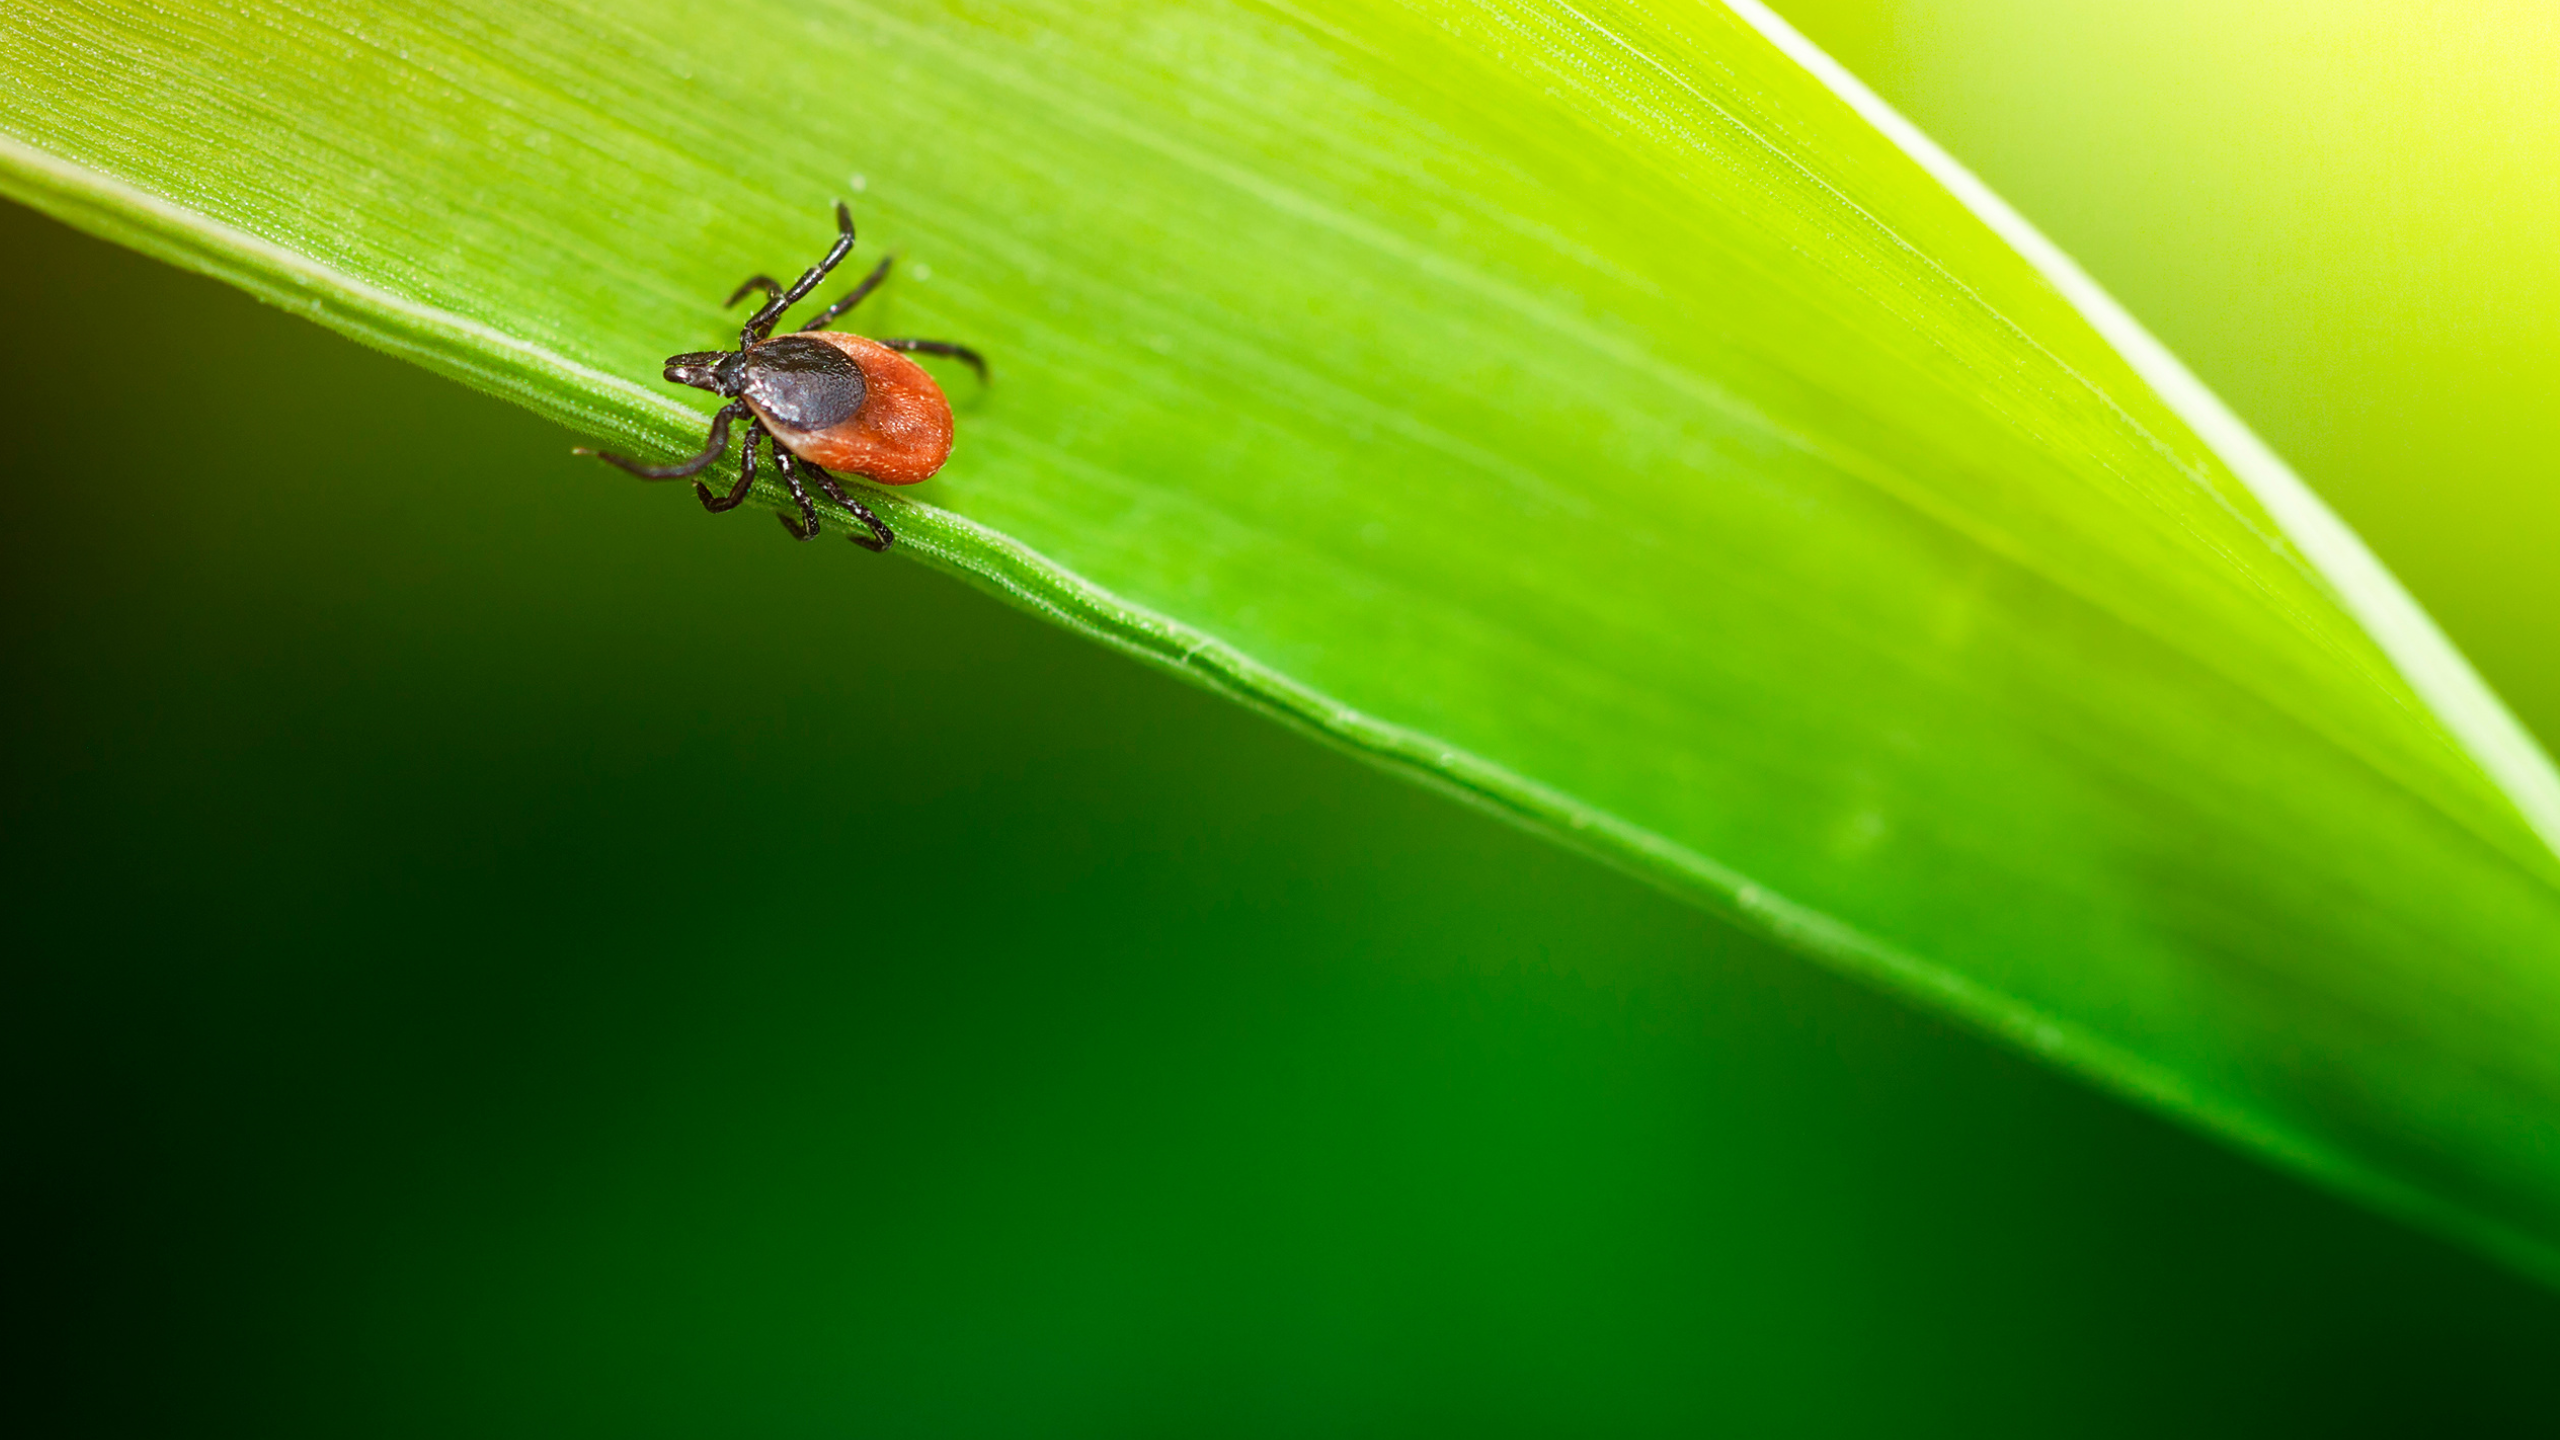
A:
[7,0,2557,1278]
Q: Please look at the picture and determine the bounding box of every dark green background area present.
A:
[6,190,2560,1437]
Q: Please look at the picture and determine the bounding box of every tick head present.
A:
[663,350,742,395]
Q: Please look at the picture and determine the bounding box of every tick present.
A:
[576,202,985,551]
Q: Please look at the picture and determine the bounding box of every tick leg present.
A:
[574,400,746,478]
[697,419,765,513]
[878,337,989,384]
[725,273,783,308]
[800,458,896,553]
[797,254,894,332]
[774,447,823,541]
[740,201,857,345]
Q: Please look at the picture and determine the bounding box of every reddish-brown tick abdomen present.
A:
[751,331,953,485]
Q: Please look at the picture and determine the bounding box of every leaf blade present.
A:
[8,0,2559,1278]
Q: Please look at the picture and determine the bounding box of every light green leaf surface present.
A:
[7,0,2558,1277]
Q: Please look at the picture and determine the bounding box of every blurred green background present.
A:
[1782,0,2560,746]
[6,2,2556,1434]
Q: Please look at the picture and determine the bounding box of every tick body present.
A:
[577,202,985,551]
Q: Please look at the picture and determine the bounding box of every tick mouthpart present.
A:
[663,351,732,391]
